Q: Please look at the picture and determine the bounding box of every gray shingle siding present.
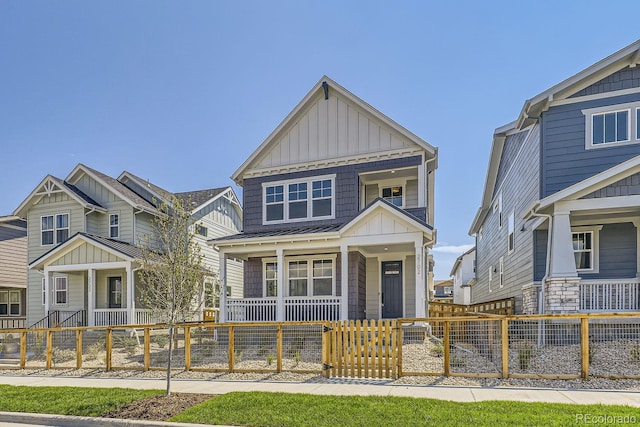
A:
[473,126,540,313]
[581,172,640,198]
[242,156,422,233]
[541,92,640,198]
[348,251,366,320]
[570,66,640,98]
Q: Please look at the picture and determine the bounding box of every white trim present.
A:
[262,174,336,225]
[488,266,493,293]
[558,195,640,212]
[507,211,515,254]
[53,275,68,306]
[379,183,405,208]
[46,261,130,272]
[284,254,338,297]
[29,234,136,269]
[40,212,70,246]
[583,103,634,150]
[499,257,504,288]
[0,290,21,317]
[109,213,120,239]
[571,225,603,274]
[551,86,640,108]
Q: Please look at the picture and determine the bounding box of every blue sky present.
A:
[1,1,640,279]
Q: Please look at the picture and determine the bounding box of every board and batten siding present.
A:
[74,174,135,243]
[474,125,541,313]
[254,91,420,170]
[404,255,416,318]
[541,92,640,198]
[365,258,379,319]
[0,224,27,287]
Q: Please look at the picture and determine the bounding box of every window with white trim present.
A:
[41,214,69,245]
[42,278,46,305]
[196,224,208,237]
[572,228,601,272]
[263,175,335,224]
[109,214,119,238]
[499,257,504,288]
[0,290,20,316]
[472,258,476,274]
[54,276,67,305]
[507,211,515,253]
[264,262,278,297]
[488,266,493,292]
[498,193,503,228]
[288,260,308,297]
[583,103,640,150]
[381,186,403,207]
[312,259,333,296]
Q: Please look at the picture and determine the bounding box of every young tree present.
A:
[137,194,208,395]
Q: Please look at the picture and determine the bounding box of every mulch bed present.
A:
[102,392,215,421]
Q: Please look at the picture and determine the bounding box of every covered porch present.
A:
[213,200,434,322]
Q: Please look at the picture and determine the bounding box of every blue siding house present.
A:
[212,76,437,322]
[470,40,640,314]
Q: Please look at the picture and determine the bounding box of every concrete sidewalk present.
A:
[1,376,639,427]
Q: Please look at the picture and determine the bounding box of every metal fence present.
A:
[1,313,640,380]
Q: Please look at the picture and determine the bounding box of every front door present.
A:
[108,277,122,308]
[381,261,402,318]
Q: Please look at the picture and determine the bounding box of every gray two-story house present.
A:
[212,76,437,322]
[0,216,27,329]
[470,39,640,314]
[14,164,243,327]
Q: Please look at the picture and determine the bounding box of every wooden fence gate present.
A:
[322,319,399,379]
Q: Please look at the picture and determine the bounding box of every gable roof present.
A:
[13,175,106,218]
[449,246,475,277]
[29,232,143,269]
[117,170,172,204]
[470,39,640,235]
[232,75,436,186]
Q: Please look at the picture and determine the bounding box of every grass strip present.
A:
[171,391,640,427]
[0,385,162,417]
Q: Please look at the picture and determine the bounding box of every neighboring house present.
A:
[450,247,475,305]
[432,279,453,302]
[470,39,640,314]
[212,76,437,322]
[0,216,27,329]
[13,164,243,327]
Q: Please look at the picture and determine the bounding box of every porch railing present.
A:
[226,298,277,322]
[580,279,640,311]
[224,296,342,322]
[135,309,164,325]
[284,296,341,321]
[94,309,128,326]
[0,318,26,329]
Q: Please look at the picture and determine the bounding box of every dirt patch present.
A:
[102,392,214,421]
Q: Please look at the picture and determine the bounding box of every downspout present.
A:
[133,208,144,244]
[424,154,437,226]
[528,209,552,314]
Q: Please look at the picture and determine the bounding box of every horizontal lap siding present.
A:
[542,93,640,198]
[581,222,636,280]
[0,225,27,287]
[474,126,540,313]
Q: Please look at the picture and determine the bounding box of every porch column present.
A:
[340,245,348,320]
[126,263,134,325]
[548,210,578,278]
[219,252,227,322]
[44,270,52,316]
[276,248,284,322]
[414,240,426,318]
[87,269,95,326]
[633,220,640,277]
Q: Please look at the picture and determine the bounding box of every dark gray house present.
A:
[470,39,640,314]
[212,76,437,322]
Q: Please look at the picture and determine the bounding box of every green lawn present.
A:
[171,392,640,427]
[0,385,161,417]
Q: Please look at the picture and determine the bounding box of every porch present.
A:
[580,278,640,312]
[224,296,341,322]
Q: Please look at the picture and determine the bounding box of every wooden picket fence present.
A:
[323,319,398,379]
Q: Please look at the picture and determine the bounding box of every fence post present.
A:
[228,325,235,373]
[501,318,509,378]
[20,331,26,369]
[46,330,53,369]
[397,321,403,378]
[443,321,450,376]
[106,328,112,371]
[276,324,282,373]
[185,326,191,371]
[76,329,83,369]
[581,317,589,379]
[144,327,150,370]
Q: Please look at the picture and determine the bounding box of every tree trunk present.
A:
[166,325,173,395]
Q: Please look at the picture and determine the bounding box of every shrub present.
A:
[429,342,444,357]
[293,351,301,367]
[153,334,169,349]
[52,348,76,363]
[85,341,105,361]
[286,336,305,357]
[267,354,274,366]
[630,345,640,362]
[115,336,139,357]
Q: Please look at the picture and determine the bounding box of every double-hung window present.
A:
[109,214,119,238]
[264,262,278,297]
[41,214,69,245]
[507,212,515,253]
[288,261,308,296]
[263,175,335,224]
[0,291,20,316]
[381,186,403,207]
[571,226,602,273]
[54,277,67,305]
[264,257,335,297]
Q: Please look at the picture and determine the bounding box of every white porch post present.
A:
[87,269,95,326]
[417,158,426,207]
[126,263,134,325]
[634,220,640,277]
[340,245,349,320]
[414,240,426,318]
[276,248,284,321]
[44,269,51,316]
[219,252,227,322]
[548,210,579,278]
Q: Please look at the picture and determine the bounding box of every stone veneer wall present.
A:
[521,283,540,315]
[544,278,580,314]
